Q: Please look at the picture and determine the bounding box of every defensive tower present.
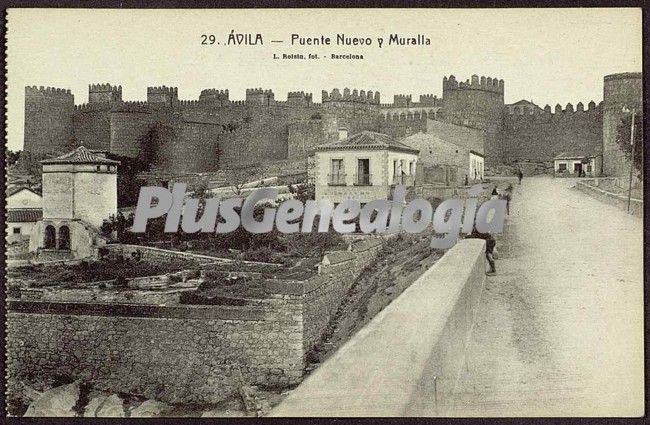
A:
[442,74,505,166]
[23,86,75,156]
[602,73,642,178]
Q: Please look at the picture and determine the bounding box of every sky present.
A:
[6,8,642,151]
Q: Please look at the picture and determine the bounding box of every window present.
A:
[356,159,371,185]
[329,159,345,185]
[558,163,567,172]
[58,226,71,250]
[44,225,56,249]
[96,165,101,171]
[12,227,21,234]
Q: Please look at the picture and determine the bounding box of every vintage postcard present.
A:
[3,7,644,418]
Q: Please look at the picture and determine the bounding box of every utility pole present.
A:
[625,107,636,213]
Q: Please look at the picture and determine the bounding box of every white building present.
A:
[553,153,602,177]
[29,146,119,260]
[6,187,43,243]
[314,131,419,204]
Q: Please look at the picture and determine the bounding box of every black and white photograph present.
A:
[2,7,645,418]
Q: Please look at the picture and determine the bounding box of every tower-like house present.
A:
[29,146,120,260]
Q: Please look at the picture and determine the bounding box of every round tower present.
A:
[441,75,505,166]
[602,72,642,178]
[23,86,75,156]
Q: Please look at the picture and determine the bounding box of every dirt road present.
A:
[446,176,644,416]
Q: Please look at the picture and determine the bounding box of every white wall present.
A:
[554,158,596,176]
[7,190,42,209]
[469,152,484,181]
[42,163,118,228]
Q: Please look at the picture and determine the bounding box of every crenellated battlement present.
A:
[198,89,230,106]
[287,91,313,106]
[246,88,274,95]
[443,74,504,94]
[245,88,275,105]
[393,94,412,107]
[322,88,380,104]
[89,83,123,104]
[25,86,73,98]
[381,110,434,121]
[147,86,179,95]
[419,94,441,106]
[506,100,601,116]
[147,86,179,105]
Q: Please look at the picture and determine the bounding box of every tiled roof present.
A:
[316,131,419,154]
[7,208,42,223]
[554,152,600,160]
[41,146,120,165]
[7,186,41,197]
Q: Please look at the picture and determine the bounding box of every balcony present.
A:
[392,174,415,186]
[328,173,347,186]
[354,173,372,186]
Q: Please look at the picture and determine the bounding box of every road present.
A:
[446,176,644,417]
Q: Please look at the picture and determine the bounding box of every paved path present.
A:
[446,176,644,417]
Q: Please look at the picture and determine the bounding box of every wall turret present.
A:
[246,88,275,106]
[24,86,75,155]
[147,86,179,107]
[441,75,505,166]
[199,89,230,106]
[393,94,412,107]
[89,83,122,104]
[287,91,313,106]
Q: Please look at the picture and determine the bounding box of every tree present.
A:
[615,112,643,179]
[6,149,20,166]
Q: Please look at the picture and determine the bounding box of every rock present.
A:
[84,395,109,417]
[94,394,125,417]
[384,286,396,295]
[24,381,80,417]
[129,400,167,417]
[201,408,247,417]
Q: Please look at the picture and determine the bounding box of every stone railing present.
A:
[270,239,486,417]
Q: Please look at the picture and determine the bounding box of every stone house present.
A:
[314,131,419,204]
[400,120,486,186]
[29,146,119,260]
[6,187,43,243]
[553,152,602,178]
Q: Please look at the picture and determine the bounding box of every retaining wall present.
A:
[271,239,486,416]
[6,239,384,405]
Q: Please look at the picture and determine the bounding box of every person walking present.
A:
[517,169,523,185]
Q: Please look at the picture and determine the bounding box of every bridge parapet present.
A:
[270,239,486,417]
